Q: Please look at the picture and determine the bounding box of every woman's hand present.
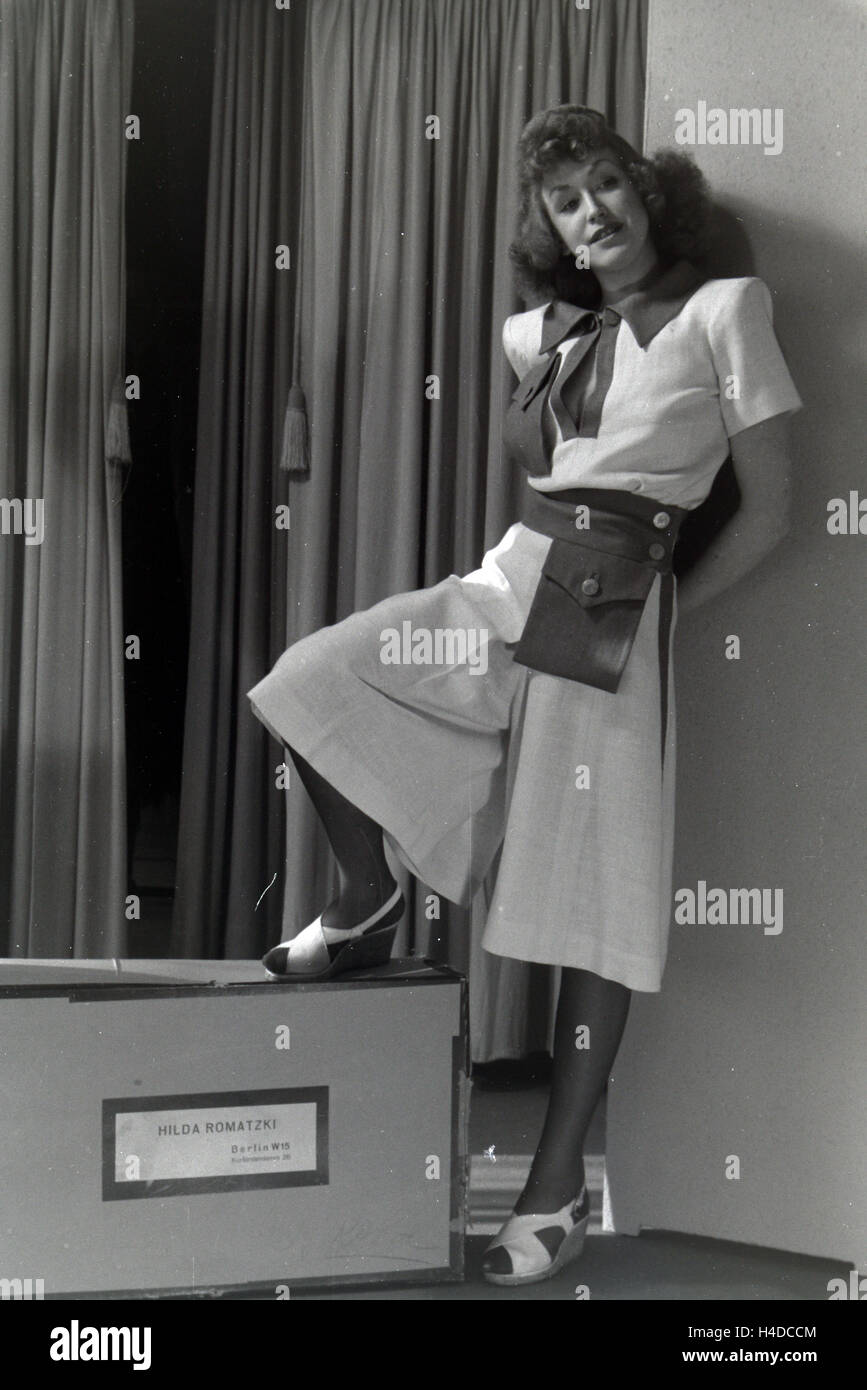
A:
[675,412,795,615]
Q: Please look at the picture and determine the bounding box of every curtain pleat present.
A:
[175,0,646,1058]
[0,0,133,955]
[172,0,300,956]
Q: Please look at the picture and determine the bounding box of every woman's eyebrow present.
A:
[548,160,615,195]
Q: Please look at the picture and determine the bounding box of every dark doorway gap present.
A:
[122,0,216,951]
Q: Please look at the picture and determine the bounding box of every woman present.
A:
[247,105,801,1286]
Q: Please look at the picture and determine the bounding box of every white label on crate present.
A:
[102,1087,329,1199]
[116,1101,317,1180]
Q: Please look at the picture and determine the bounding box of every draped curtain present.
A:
[0,0,133,955]
[174,0,646,1058]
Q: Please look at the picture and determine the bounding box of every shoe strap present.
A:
[517,1185,587,1224]
[490,1187,587,1247]
[270,885,404,963]
[321,883,402,943]
[354,883,403,934]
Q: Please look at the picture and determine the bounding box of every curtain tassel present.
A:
[106,374,132,469]
[279,382,310,475]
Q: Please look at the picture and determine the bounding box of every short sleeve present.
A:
[708,278,803,438]
[502,308,548,380]
[502,315,524,378]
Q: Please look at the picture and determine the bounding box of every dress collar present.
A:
[540,259,706,353]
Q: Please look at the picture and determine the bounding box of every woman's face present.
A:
[539,149,653,284]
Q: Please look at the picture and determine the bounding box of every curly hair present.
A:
[509,105,711,307]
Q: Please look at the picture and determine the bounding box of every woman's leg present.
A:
[513,966,631,1214]
[286,744,398,931]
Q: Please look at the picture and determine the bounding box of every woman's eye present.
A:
[560,198,579,213]
[597,177,618,190]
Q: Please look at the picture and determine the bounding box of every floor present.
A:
[283,1234,845,1301]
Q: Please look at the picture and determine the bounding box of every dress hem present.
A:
[481,930,665,992]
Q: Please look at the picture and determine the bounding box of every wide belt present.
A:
[512,486,687,695]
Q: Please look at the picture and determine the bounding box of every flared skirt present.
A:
[247,520,677,991]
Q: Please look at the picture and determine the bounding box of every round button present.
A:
[625,477,643,492]
[652,511,671,529]
[581,576,600,596]
[648,542,666,560]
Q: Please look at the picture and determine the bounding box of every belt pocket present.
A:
[512,540,657,692]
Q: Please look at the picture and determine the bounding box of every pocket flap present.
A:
[541,539,656,608]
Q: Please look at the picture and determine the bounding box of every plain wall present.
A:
[606,0,867,1264]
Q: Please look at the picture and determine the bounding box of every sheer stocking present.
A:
[286,745,397,931]
[513,965,631,1215]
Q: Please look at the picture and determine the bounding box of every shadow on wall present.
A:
[671,192,866,578]
[704,202,756,279]
[672,203,755,578]
[708,193,867,514]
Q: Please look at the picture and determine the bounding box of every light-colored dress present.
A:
[247,271,801,990]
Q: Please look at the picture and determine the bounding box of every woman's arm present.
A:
[675,411,794,615]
